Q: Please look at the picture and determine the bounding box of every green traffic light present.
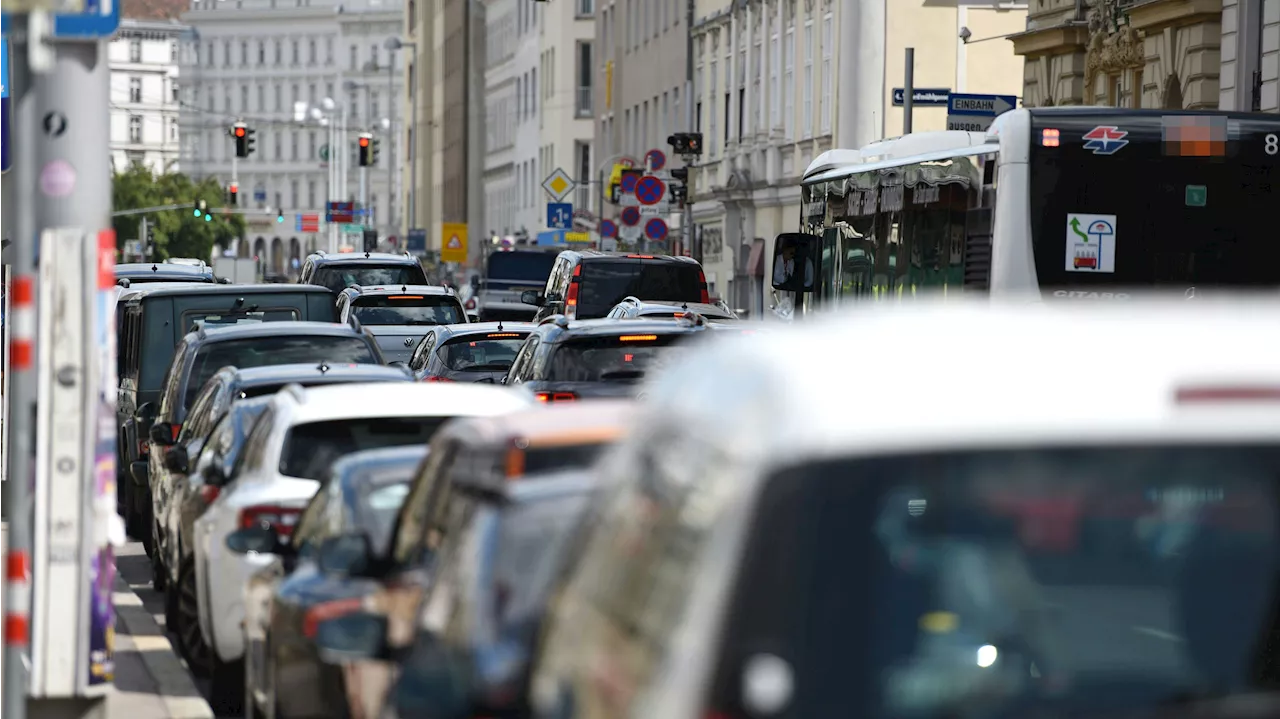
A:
[205,213,212,222]
[193,208,200,217]
[277,215,284,223]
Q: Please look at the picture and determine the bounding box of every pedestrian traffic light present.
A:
[232,122,252,158]
[358,133,374,166]
[228,182,238,206]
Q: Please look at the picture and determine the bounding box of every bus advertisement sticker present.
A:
[1065,213,1117,273]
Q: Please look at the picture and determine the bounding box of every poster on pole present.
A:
[88,229,116,689]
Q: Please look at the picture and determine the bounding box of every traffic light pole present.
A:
[684,0,699,264]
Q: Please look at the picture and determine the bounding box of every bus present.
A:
[475,247,559,321]
[774,107,1280,308]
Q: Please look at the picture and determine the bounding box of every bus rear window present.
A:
[576,261,704,318]
[182,308,300,331]
[1029,115,1280,295]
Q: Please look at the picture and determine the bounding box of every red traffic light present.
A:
[234,127,246,138]
[359,137,370,148]
[229,182,238,192]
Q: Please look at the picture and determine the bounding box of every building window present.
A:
[371,91,379,119]
[241,41,248,65]
[783,9,794,139]
[224,41,231,67]
[206,42,214,67]
[802,18,813,138]
[309,39,317,64]
[171,41,178,63]
[224,90,231,112]
[172,82,180,103]
[325,37,333,65]
[129,39,141,63]
[576,41,593,117]
[169,117,179,142]
[307,180,316,208]
[770,15,780,127]
[709,52,718,157]
[308,83,316,107]
[129,115,142,143]
[578,0,593,16]
[753,14,763,130]
[291,179,299,208]
[275,191,283,211]
[308,130,316,160]
[350,44,358,70]
[349,91,359,118]
[241,85,249,112]
[291,131,298,160]
[129,76,142,103]
[821,12,832,134]
[274,131,282,160]
[370,44,378,68]
[275,40,282,65]
[291,83,299,107]
[127,150,145,167]
[292,40,299,65]
[258,41,265,64]
[256,84,263,110]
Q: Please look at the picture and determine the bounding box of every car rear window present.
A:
[181,308,301,331]
[438,333,528,372]
[546,333,686,382]
[279,417,447,480]
[184,336,378,409]
[703,445,1280,718]
[352,294,464,326]
[576,260,704,318]
[487,251,557,283]
[236,374,406,400]
[314,264,427,293]
[520,443,610,475]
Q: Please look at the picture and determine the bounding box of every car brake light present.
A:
[171,424,182,443]
[388,295,424,300]
[238,504,302,537]
[534,392,577,403]
[198,485,221,503]
[618,335,658,341]
[422,375,453,382]
[1175,386,1280,404]
[302,597,367,639]
[626,254,655,259]
[698,270,710,304]
[566,265,581,309]
[486,333,521,338]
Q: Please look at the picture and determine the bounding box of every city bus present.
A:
[775,107,1280,309]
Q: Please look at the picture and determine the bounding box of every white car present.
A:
[192,380,533,712]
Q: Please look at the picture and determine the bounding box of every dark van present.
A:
[115,283,337,542]
[522,251,710,322]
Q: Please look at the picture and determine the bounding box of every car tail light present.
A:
[422,375,453,382]
[1175,386,1280,404]
[171,424,182,443]
[198,485,221,504]
[565,265,582,313]
[534,392,577,403]
[698,270,711,304]
[238,504,302,537]
[301,597,366,639]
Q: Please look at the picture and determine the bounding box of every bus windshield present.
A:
[1029,113,1280,295]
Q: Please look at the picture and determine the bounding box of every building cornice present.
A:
[1010,22,1089,57]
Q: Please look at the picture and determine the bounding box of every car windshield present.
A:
[314,264,427,293]
[487,251,557,283]
[184,336,378,409]
[576,260,704,318]
[546,334,687,382]
[488,490,592,626]
[279,417,447,480]
[351,295,464,325]
[438,334,528,371]
[705,445,1280,718]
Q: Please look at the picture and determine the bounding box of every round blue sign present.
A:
[636,176,666,205]
[645,149,667,172]
[621,206,641,227]
[620,172,639,194]
[644,218,668,241]
[600,219,618,238]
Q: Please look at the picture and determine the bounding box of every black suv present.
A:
[521,251,710,322]
[116,261,220,286]
[502,314,714,401]
[298,250,429,294]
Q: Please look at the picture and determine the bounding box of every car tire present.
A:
[149,522,166,592]
[209,655,245,716]
[173,558,212,677]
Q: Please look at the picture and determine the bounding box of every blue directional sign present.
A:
[547,202,573,230]
[892,88,951,107]
[947,93,1018,117]
[1,0,120,39]
[1,37,9,175]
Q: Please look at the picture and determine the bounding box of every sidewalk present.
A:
[0,523,212,718]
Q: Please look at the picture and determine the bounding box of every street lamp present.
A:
[386,36,418,233]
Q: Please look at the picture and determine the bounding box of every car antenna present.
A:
[402,284,407,293]
[151,264,158,272]
[497,320,504,331]
[365,251,371,259]
[317,362,330,374]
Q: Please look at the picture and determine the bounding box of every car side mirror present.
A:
[771,232,820,293]
[149,422,178,446]
[163,446,189,474]
[226,524,286,555]
[201,462,228,487]
[317,533,374,577]
[520,290,543,307]
[315,610,389,664]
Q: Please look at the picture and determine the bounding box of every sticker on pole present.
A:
[621,206,641,227]
[40,159,77,197]
[1065,213,1116,273]
[635,176,666,206]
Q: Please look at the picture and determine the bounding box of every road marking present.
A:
[113,591,143,607]
[1132,626,1183,642]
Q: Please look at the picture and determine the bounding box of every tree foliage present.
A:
[111,166,245,262]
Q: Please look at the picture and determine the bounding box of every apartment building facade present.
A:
[110,17,187,175]
[179,0,403,272]
[689,0,1025,315]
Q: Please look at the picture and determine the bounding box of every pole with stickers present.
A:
[3,4,119,718]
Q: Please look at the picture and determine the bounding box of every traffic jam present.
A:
[113,108,1280,719]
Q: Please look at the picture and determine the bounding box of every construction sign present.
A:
[441,223,469,263]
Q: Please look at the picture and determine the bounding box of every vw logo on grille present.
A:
[404,338,414,347]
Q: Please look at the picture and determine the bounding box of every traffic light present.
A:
[668,132,703,157]
[670,167,689,183]
[358,133,374,166]
[232,122,254,158]
[277,210,285,224]
[195,199,207,218]
[228,182,238,206]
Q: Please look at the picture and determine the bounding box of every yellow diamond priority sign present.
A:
[541,168,576,202]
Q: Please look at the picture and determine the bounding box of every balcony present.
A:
[576,86,593,118]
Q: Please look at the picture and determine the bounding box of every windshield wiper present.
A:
[598,369,646,381]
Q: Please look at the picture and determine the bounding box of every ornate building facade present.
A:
[1011,0,1224,110]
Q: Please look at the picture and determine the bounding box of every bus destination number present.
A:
[1267,133,1278,156]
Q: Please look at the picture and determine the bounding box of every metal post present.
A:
[903,47,915,134]
[407,50,418,231]
[339,105,348,203]
[386,58,395,234]
[139,216,148,263]
[5,17,37,719]
[359,167,368,227]
[328,117,337,253]
[685,0,698,262]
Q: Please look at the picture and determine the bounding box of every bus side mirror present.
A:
[771,233,819,293]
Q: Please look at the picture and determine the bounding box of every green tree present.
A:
[111,167,245,262]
